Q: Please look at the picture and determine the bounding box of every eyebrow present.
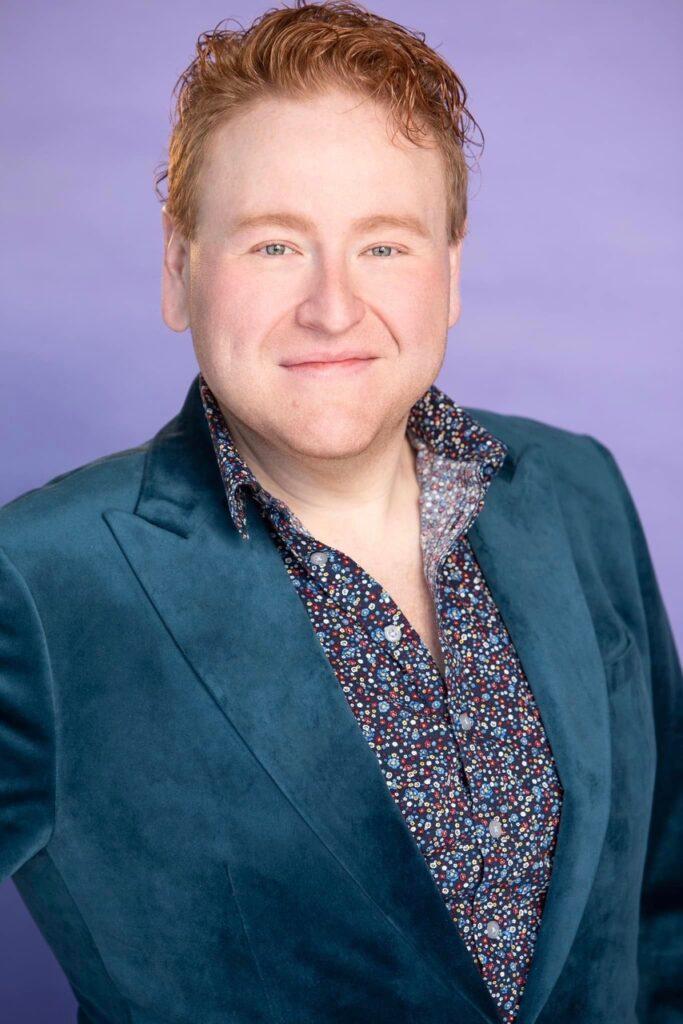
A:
[230,210,432,240]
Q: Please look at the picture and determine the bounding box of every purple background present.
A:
[1,1,681,1018]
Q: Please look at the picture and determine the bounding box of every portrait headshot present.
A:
[1,1,681,1022]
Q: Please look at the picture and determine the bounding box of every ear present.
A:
[161,205,191,332]
[447,232,464,330]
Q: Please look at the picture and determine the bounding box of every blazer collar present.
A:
[107,373,610,1024]
[134,374,228,537]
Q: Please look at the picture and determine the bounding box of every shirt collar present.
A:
[199,372,508,543]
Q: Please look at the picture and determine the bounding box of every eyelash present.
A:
[254,242,405,258]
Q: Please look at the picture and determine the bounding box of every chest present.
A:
[356,550,447,680]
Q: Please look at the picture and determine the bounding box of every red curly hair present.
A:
[154,0,482,244]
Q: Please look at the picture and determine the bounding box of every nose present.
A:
[296,253,365,336]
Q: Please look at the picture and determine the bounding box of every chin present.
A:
[282,417,378,461]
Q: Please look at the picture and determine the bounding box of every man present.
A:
[1,2,681,1023]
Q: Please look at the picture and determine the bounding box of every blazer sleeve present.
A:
[588,438,683,1023]
[0,544,56,881]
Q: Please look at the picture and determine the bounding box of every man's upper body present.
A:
[198,371,563,1024]
[0,370,681,1024]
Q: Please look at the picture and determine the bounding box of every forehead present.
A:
[196,88,447,226]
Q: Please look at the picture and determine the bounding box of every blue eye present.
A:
[368,245,401,257]
[259,242,295,256]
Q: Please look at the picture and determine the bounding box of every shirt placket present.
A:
[426,504,523,967]
[289,529,447,703]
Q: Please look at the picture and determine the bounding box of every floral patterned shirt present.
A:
[199,373,564,1023]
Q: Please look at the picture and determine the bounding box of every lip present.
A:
[281,355,378,376]
[281,351,377,366]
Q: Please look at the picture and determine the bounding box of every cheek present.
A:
[189,267,269,367]
[391,259,450,317]
[390,265,450,349]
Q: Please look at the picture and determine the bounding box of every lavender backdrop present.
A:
[1,1,681,1018]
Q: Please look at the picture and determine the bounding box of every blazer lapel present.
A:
[103,377,611,1024]
[467,439,612,1024]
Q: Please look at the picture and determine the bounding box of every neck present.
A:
[220,406,421,551]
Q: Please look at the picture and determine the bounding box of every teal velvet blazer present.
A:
[0,373,681,1024]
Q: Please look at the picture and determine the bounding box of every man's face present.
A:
[162,86,463,462]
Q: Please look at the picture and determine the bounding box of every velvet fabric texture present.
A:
[0,373,680,1024]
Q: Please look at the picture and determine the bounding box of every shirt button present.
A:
[310,550,329,567]
[485,920,502,939]
[384,624,402,643]
[488,817,504,839]
[459,713,474,731]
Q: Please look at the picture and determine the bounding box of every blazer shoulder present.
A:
[0,441,149,563]
[464,404,630,517]
[464,404,593,459]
